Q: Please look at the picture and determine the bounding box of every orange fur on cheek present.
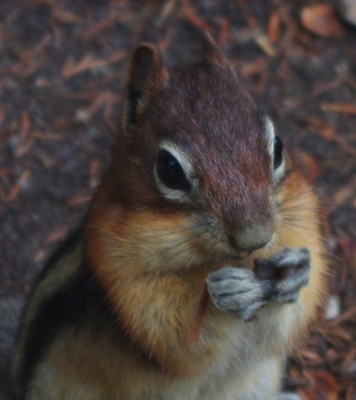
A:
[274,173,328,335]
[85,202,219,376]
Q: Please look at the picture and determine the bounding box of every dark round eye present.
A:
[156,149,191,192]
[273,135,283,169]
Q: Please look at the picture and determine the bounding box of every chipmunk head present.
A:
[105,33,286,265]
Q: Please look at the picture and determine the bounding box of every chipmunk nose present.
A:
[229,223,273,253]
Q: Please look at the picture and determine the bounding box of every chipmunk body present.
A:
[12,34,327,400]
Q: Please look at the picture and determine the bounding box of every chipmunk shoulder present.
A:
[11,33,328,400]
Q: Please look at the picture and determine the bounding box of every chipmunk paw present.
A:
[207,267,264,321]
[255,247,311,304]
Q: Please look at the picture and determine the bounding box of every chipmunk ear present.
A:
[201,31,230,69]
[121,44,169,133]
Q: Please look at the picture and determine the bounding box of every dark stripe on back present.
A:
[19,263,115,395]
[17,232,116,396]
[44,225,84,273]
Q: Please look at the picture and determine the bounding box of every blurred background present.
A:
[0,0,355,398]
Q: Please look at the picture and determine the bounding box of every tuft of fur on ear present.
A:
[201,31,230,69]
[120,44,169,133]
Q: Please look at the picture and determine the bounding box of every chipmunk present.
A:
[11,33,327,400]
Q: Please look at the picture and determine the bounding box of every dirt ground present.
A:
[0,0,355,398]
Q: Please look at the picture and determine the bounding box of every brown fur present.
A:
[83,33,327,388]
[12,33,328,400]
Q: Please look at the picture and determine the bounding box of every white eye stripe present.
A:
[264,116,286,179]
[154,140,197,202]
[264,116,275,159]
[158,140,194,177]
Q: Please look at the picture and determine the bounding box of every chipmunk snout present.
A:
[229,223,273,253]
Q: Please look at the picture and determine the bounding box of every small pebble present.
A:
[339,0,356,27]
[325,295,341,320]
[75,109,90,123]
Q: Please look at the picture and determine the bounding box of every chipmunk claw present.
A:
[206,267,264,321]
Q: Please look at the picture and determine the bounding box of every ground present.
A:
[0,0,355,398]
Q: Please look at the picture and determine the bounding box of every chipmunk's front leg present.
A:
[206,248,311,320]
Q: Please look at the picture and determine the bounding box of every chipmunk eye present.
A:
[273,135,283,169]
[156,150,191,192]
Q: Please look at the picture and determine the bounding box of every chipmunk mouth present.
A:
[226,251,251,260]
[223,234,276,263]
[216,251,253,265]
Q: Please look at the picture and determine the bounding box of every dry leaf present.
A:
[68,194,92,206]
[331,181,356,206]
[32,132,65,141]
[298,387,317,400]
[20,111,31,140]
[62,52,125,80]
[301,4,344,38]
[299,154,321,184]
[268,12,281,43]
[300,349,322,362]
[82,19,115,42]
[338,237,356,273]
[160,0,176,18]
[8,170,31,201]
[90,159,102,189]
[181,7,213,31]
[54,10,83,24]
[340,348,356,374]
[302,370,340,399]
[219,19,230,45]
[255,32,276,57]
[312,370,340,399]
[330,326,352,342]
[43,228,69,245]
[321,103,356,114]
[0,106,5,127]
[240,57,267,78]
[15,139,34,158]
